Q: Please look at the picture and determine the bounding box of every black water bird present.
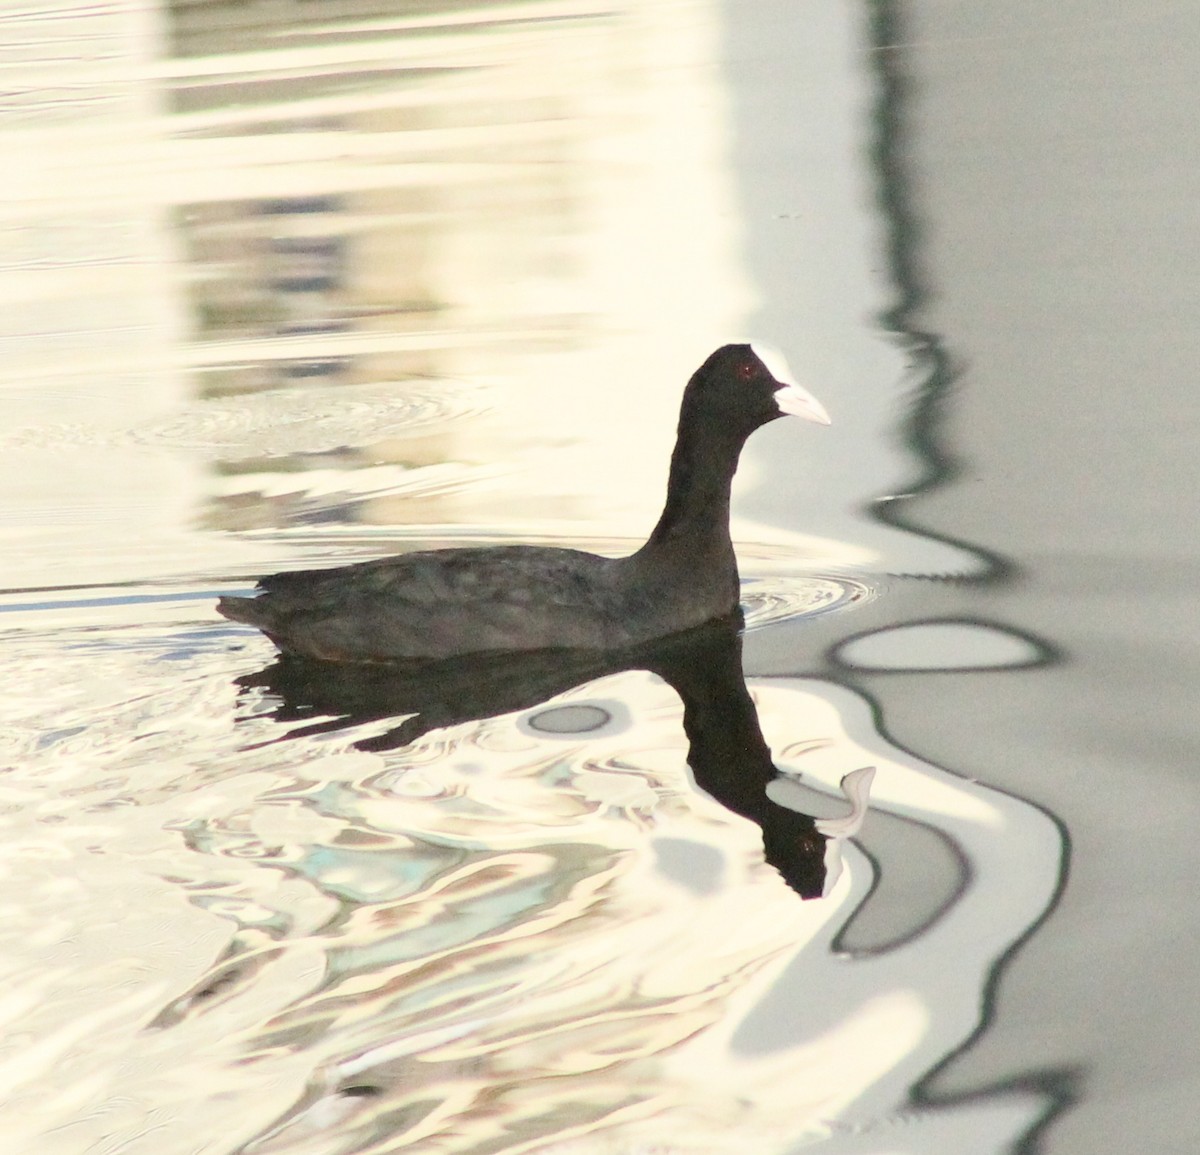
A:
[217,343,830,662]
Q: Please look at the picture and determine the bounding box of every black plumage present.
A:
[217,343,829,661]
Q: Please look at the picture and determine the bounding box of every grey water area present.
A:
[0,2,1195,1153]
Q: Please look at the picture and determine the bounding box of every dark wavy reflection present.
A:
[236,616,867,900]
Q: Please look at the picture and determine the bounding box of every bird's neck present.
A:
[644,417,744,559]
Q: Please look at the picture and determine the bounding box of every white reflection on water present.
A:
[0,589,1060,1153]
[0,0,887,588]
[835,620,1046,672]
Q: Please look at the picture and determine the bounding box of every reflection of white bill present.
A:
[812,765,876,898]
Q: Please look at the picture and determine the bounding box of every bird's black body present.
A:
[217,343,829,661]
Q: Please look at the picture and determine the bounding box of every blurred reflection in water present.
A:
[1,576,1061,1154]
[236,615,874,900]
[1,0,919,583]
[167,0,782,553]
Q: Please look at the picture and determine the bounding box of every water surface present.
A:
[0,3,1079,1153]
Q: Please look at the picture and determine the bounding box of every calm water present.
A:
[2,3,1192,1154]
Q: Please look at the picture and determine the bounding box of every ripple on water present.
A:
[2,377,488,456]
[741,572,871,630]
[0,571,1064,1154]
[133,378,489,456]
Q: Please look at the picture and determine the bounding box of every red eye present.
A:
[737,361,757,382]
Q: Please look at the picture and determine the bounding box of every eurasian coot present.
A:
[217,343,830,661]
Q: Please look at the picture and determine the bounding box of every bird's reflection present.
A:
[236,615,870,900]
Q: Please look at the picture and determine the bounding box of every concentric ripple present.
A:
[2,378,488,456]
[167,378,487,456]
[741,573,872,630]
